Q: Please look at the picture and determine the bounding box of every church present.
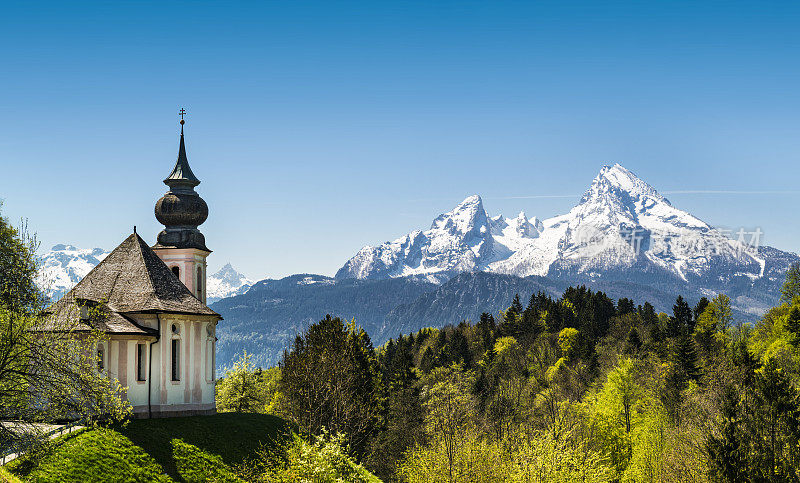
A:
[42,115,220,418]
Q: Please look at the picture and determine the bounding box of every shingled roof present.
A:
[41,233,219,334]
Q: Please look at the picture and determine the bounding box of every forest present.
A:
[215,263,800,482]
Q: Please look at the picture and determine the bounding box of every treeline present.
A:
[216,266,800,482]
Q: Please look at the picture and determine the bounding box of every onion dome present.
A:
[153,113,211,252]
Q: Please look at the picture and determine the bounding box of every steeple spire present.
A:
[154,109,210,252]
[165,108,200,190]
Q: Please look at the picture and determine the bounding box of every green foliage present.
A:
[598,358,640,434]
[420,364,478,482]
[171,439,244,482]
[781,262,800,304]
[670,295,693,337]
[0,207,130,452]
[243,431,381,483]
[787,306,800,338]
[216,351,278,413]
[558,327,579,358]
[263,285,800,482]
[706,359,800,481]
[279,315,383,459]
[0,207,41,313]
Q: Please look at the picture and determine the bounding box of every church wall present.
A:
[125,313,218,418]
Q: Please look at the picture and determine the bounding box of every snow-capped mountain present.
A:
[36,244,252,304]
[36,244,110,301]
[337,164,797,314]
[336,195,546,282]
[206,263,254,303]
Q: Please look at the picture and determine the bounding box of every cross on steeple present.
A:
[179,108,187,125]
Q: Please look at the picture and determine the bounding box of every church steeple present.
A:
[153,110,210,253]
[165,113,201,190]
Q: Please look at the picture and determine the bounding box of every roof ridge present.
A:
[134,234,164,312]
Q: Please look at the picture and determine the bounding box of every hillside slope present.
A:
[6,414,290,482]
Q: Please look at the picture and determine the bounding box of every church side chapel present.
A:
[41,113,220,418]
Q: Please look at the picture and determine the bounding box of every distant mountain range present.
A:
[37,165,800,370]
[36,245,252,304]
[210,164,798,368]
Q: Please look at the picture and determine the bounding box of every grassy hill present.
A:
[4,413,290,482]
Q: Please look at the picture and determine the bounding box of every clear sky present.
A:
[2,1,799,279]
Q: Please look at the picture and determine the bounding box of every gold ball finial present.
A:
[180,119,185,125]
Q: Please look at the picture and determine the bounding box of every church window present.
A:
[136,343,146,381]
[172,266,180,279]
[197,267,203,301]
[171,339,181,381]
[97,346,105,372]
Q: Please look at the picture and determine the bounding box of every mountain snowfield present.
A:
[205,263,254,303]
[36,245,252,303]
[36,244,110,301]
[337,164,793,315]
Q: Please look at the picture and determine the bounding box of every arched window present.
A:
[171,266,180,279]
[197,267,203,301]
[171,323,181,382]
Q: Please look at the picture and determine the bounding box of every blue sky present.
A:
[2,1,800,279]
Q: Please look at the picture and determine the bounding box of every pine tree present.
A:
[674,331,701,383]
[781,262,800,303]
[617,298,635,316]
[670,296,693,337]
[693,297,710,323]
[787,306,800,337]
[510,293,524,315]
[625,328,642,354]
[706,385,748,482]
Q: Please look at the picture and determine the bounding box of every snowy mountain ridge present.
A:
[337,164,791,313]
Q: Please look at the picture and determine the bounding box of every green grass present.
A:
[6,428,170,483]
[5,413,291,483]
[0,465,23,483]
[117,413,290,480]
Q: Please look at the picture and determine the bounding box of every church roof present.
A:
[41,233,219,334]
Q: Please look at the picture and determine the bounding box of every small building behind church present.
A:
[42,117,220,418]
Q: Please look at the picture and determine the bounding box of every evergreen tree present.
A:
[706,385,749,483]
[617,298,636,316]
[674,331,701,383]
[371,338,424,479]
[670,295,693,337]
[279,315,383,458]
[787,306,800,338]
[693,297,710,323]
[781,262,800,303]
[625,328,642,354]
[509,293,524,315]
[748,359,800,480]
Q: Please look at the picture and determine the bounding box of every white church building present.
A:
[44,116,220,418]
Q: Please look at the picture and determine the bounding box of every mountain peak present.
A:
[430,195,488,237]
[585,164,667,207]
